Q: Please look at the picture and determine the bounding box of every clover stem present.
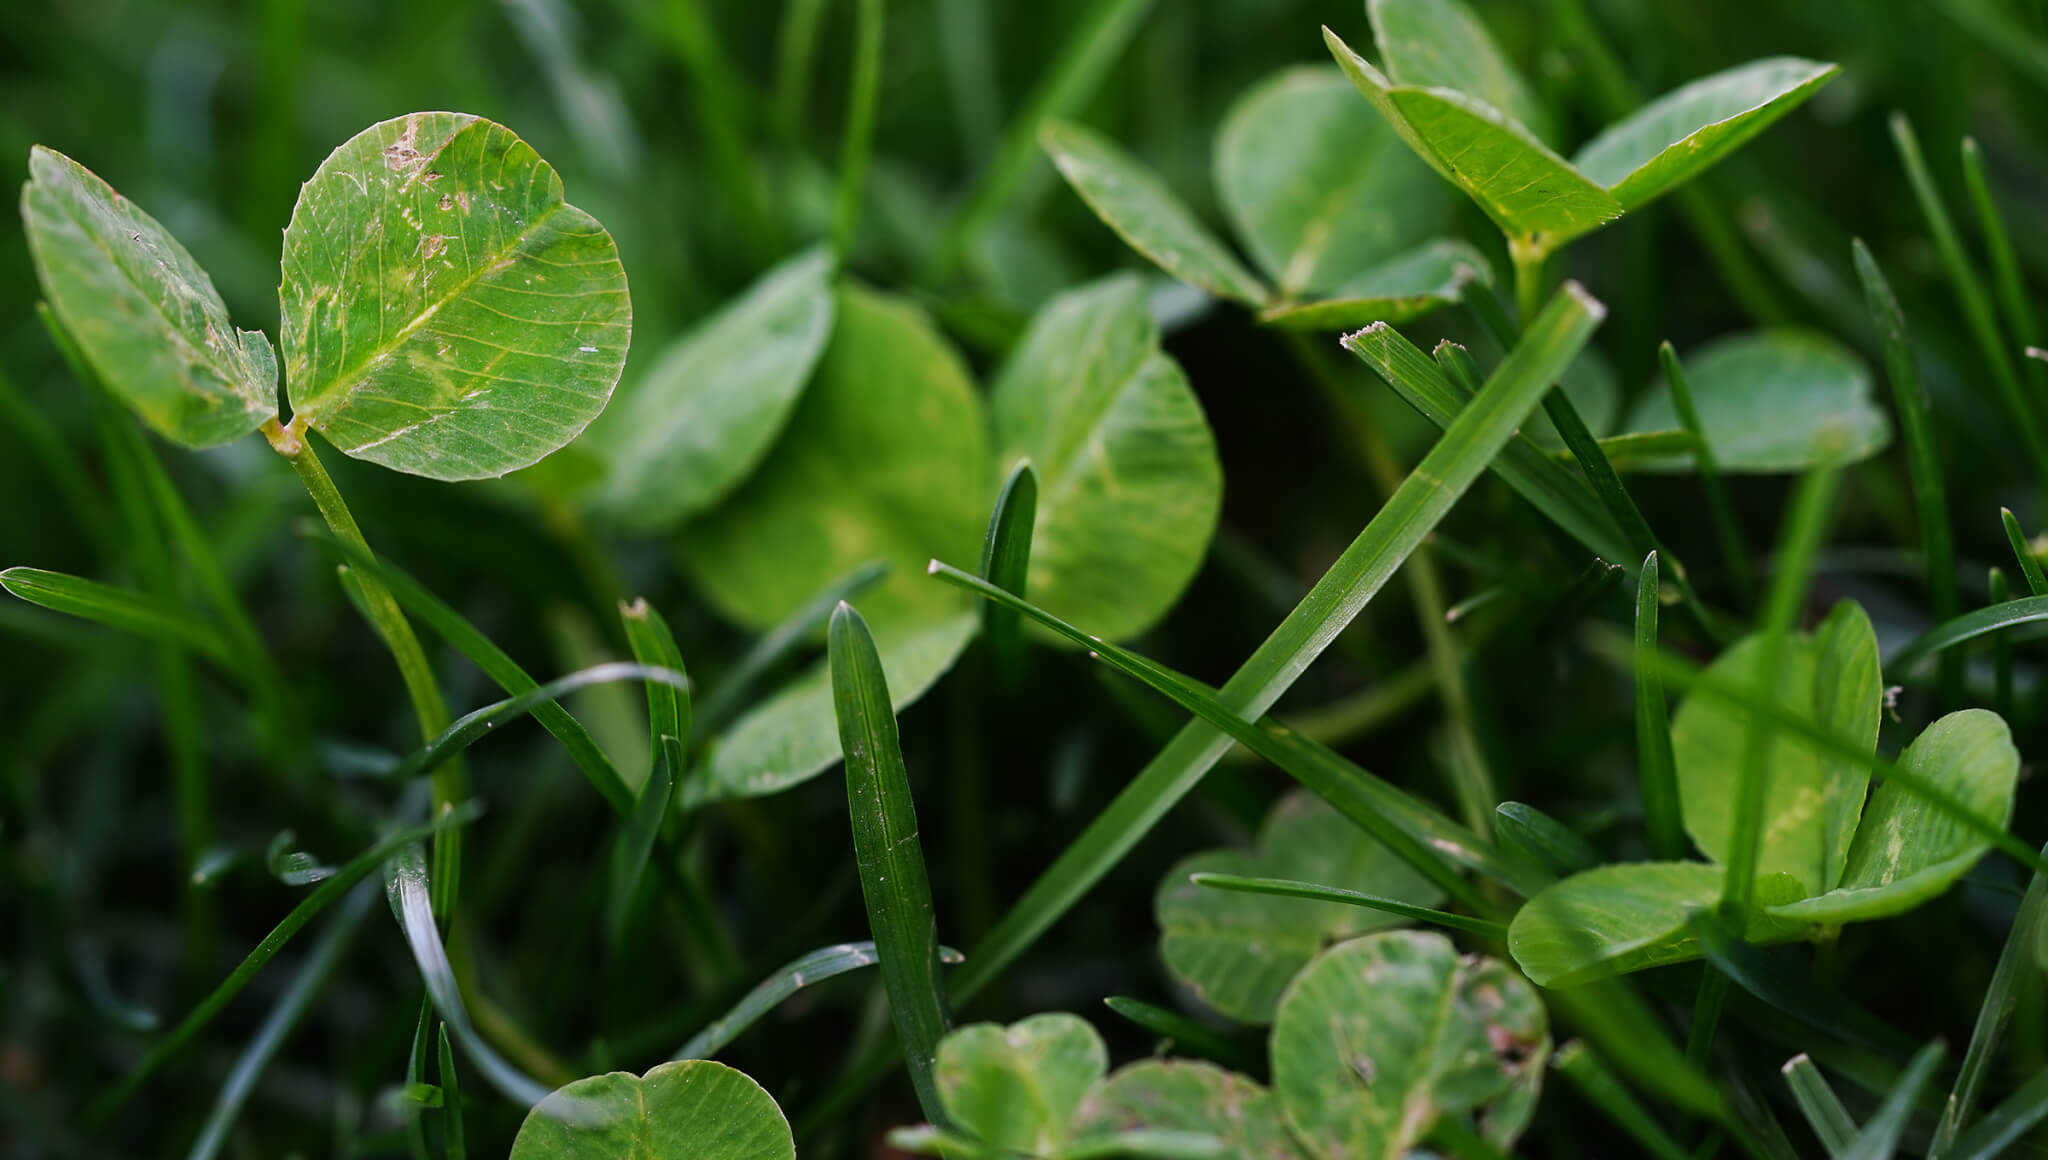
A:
[265,415,465,921]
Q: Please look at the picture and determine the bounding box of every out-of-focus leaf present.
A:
[1623,331,1890,473]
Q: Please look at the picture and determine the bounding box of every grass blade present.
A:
[1853,239,1961,704]
[607,738,679,950]
[437,1024,466,1160]
[673,941,966,1061]
[695,560,891,735]
[1634,551,1685,860]
[1931,841,2048,1156]
[924,0,1159,279]
[930,560,1535,906]
[2001,508,2048,595]
[1187,872,1507,936]
[1960,138,2046,393]
[1100,997,1260,1073]
[1345,321,1631,565]
[388,663,690,783]
[88,806,483,1122]
[185,884,373,1160]
[384,842,554,1108]
[1946,1069,2048,1160]
[1687,911,1917,1057]
[1553,1040,1692,1160]
[303,529,633,812]
[949,285,1601,989]
[1783,1053,1859,1156]
[1889,112,2048,486]
[0,566,230,665]
[1989,568,2014,718]
[829,601,953,1126]
[1723,466,1839,918]
[831,0,885,256]
[1841,1041,1946,1160]
[1494,801,1599,876]
[620,598,694,768]
[1658,341,1752,602]
[980,459,1038,688]
[1885,595,2048,675]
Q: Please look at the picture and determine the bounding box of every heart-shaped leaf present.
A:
[1573,57,1839,211]
[1071,1060,1303,1159]
[991,274,1221,642]
[677,285,990,634]
[1041,120,1272,307]
[1272,930,1549,1156]
[1368,0,1553,144]
[935,1013,1107,1156]
[589,247,834,530]
[508,1059,793,1159]
[1257,238,1491,331]
[1622,330,1891,473]
[1507,862,1809,987]
[22,147,277,446]
[1770,709,2019,924]
[698,613,976,801]
[1324,30,1622,256]
[1673,601,1882,893]
[280,112,631,480]
[1157,790,1443,1023]
[1213,65,1446,297]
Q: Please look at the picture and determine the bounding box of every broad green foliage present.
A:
[1624,330,1890,472]
[1258,238,1491,331]
[1213,67,1445,297]
[934,1013,1107,1156]
[1040,120,1271,306]
[1324,0,1835,258]
[1676,601,1881,891]
[990,274,1221,642]
[1573,58,1840,209]
[589,247,834,529]
[1510,604,2022,986]
[280,113,631,480]
[698,613,976,800]
[1368,0,1554,143]
[22,147,277,446]
[1071,1061,1301,1159]
[508,1060,793,1159]
[1155,790,1441,1023]
[1507,863,1808,987]
[677,284,989,634]
[1272,931,1549,1156]
[1771,710,2019,923]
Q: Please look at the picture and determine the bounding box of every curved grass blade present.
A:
[829,602,952,1126]
[1,567,231,665]
[384,842,554,1108]
[2000,509,2048,596]
[1889,112,2048,487]
[620,598,693,766]
[1854,239,1960,703]
[673,941,966,1061]
[1188,872,1506,936]
[1554,1041,1691,1160]
[1100,997,1260,1073]
[1841,1041,1946,1160]
[1946,1069,2048,1160]
[300,528,633,813]
[1960,137,2045,394]
[384,662,687,782]
[1686,911,1920,1057]
[937,284,1600,1002]
[693,560,890,735]
[1632,552,1685,860]
[931,561,1534,906]
[186,884,374,1160]
[1595,629,2048,879]
[88,805,483,1122]
[1782,1054,1858,1156]
[980,460,1037,688]
[1495,801,1600,876]
[1886,595,2048,675]
[1931,841,2048,1156]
